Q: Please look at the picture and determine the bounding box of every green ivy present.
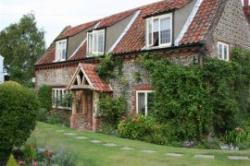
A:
[96,54,123,80]
[139,48,250,141]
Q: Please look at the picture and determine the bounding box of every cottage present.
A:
[35,0,250,131]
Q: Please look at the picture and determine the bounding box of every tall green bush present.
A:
[0,81,39,165]
[98,94,126,128]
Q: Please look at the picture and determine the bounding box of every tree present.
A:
[0,14,45,87]
[0,81,39,165]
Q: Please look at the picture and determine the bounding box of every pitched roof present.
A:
[36,0,222,65]
[180,0,220,45]
[69,63,112,92]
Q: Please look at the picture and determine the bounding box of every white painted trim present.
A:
[175,0,204,46]
[87,29,105,57]
[108,10,141,53]
[136,90,153,116]
[217,41,230,61]
[52,88,72,109]
[79,66,94,88]
[68,38,87,59]
[145,13,173,49]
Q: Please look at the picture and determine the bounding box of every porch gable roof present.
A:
[67,63,112,92]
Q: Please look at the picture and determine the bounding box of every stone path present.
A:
[56,130,250,161]
[194,154,215,159]
[165,153,183,157]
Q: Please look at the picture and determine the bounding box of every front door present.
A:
[84,90,93,130]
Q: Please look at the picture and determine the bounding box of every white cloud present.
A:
[0,0,159,47]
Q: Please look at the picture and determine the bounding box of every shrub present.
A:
[224,128,249,148]
[0,81,39,165]
[118,116,173,145]
[98,95,126,128]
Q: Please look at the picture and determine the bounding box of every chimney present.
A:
[243,0,250,23]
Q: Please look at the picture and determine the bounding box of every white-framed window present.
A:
[55,39,67,62]
[217,42,229,61]
[146,13,173,48]
[52,88,72,109]
[136,90,154,116]
[87,29,105,56]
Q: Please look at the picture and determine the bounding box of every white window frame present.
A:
[87,29,105,57]
[146,13,173,48]
[136,90,154,116]
[217,41,229,61]
[52,88,71,110]
[55,39,67,62]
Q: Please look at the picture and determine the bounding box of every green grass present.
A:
[28,122,250,166]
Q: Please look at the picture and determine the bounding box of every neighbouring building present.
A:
[35,0,250,131]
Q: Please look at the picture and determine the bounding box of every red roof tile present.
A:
[180,0,219,45]
[69,42,87,60]
[113,0,190,54]
[36,0,222,65]
[79,63,112,92]
[63,21,99,37]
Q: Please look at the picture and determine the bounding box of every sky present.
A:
[0,0,160,47]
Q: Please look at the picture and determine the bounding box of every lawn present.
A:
[27,122,250,166]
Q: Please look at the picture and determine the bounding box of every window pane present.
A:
[224,46,228,60]
[138,93,146,115]
[219,44,223,59]
[98,32,104,53]
[153,19,159,46]
[88,33,93,54]
[147,20,153,46]
[160,17,171,44]
[147,92,154,115]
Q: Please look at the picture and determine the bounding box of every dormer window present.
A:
[55,39,67,62]
[146,13,173,48]
[87,29,105,56]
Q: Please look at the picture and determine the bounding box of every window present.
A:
[136,91,154,116]
[217,42,229,61]
[146,13,172,48]
[52,88,72,109]
[87,29,105,56]
[55,39,67,61]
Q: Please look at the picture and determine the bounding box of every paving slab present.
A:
[63,133,76,136]
[75,136,87,140]
[103,143,117,147]
[90,140,102,144]
[121,147,134,151]
[228,156,249,160]
[141,150,157,154]
[165,153,184,157]
[194,154,215,159]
